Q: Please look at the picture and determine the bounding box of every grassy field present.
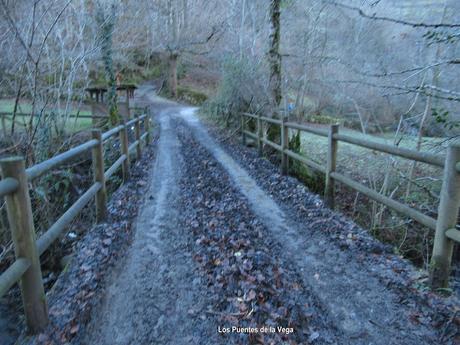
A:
[297,125,445,174]
[0,99,94,134]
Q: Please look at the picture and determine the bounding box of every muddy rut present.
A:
[84,94,457,345]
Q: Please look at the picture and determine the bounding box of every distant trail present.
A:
[85,89,446,344]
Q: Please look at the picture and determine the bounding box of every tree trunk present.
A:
[168,52,179,98]
[268,0,282,111]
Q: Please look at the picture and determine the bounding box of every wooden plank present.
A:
[325,125,339,208]
[243,130,257,140]
[140,132,148,145]
[119,122,130,182]
[281,117,289,175]
[134,116,142,160]
[126,117,138,127]
[36,182,101,255]
[0,258,30,298]
[285,122,328,137]
[144,114,151,145]
[445,229,460,243]
[92,130,107,222]
[26,139,98,181]
[0,178,19,197]
[284,149,326,174]
[260,116,282,125]
[334,133,444,167]
[261,137,282,151]
[0,157,48,333]
[128,140,140,155]
[330,171,437,230]
[104,155,127,180]
[430,144,460,288]
[257,114,262,155]
[101,125,124,141]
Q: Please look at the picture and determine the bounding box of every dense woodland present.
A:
[1,0,460,289]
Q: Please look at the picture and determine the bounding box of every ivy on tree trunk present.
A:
[268,0,282,111]
[96,3,119,126]
[168,51,179,98]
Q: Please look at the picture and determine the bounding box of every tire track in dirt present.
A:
[85,109,224,345]
[175,119,340,344]
[176,107,443,345]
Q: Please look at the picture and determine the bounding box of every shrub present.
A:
[177,86,208,105]
[202,57,269,128]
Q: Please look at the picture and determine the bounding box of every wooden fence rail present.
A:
[241,112,460,290]
[0,111,152,334]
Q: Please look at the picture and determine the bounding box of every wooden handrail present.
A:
[0,178,19,197]
[330,172,437,230]
[240,112,459,289]
[333,133,444,167]
[26,140,99,181]
[37,182,102,255]
[105,154,127,180]
[445,228,460,243]
[0,258,30,299]
[102,125,124,141]
[286,121,328,137]
[0,112,152,334]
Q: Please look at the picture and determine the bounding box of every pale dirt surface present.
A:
[84,107,224,345]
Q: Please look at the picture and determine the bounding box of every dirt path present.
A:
[85,93,456,344]
[85,108,223,344]
[176,109,445,345]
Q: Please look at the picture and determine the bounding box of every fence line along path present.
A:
[241,112,460,290]
[0,110,152,334]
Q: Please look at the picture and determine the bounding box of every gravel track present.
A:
[62,94,458,344]
[85,109,223,345]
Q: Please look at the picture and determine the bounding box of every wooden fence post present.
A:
[1,116,7,138]
[257,113,262,155]
[241,114,247,146]
[145,112,151,146]
[430,144,460,289]
[0,157,48,334]
[119,120,130,182]
[92,130,107,222]
[135,115,142,160]
[281,116,289,175]
[324,124,339,208]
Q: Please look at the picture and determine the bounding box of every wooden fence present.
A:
[0,105,148,134]
[0,111,152,334]
[241,112,460,290]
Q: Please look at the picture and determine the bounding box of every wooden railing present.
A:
[241,112,460,290]
[0,111,152,334]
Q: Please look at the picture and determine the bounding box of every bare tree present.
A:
[268,0,282,110]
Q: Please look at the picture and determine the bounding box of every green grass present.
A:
[298,126,445,170]
[0,99,94,133]
[0,99,32,113]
